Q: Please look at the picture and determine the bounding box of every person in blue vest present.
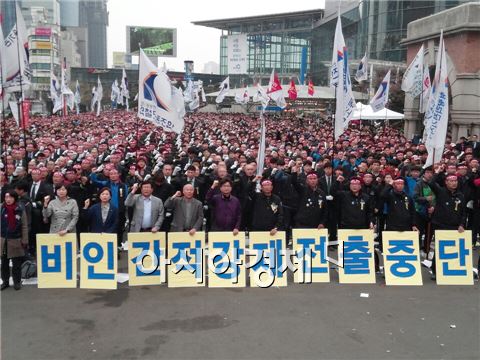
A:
[89,168,128,245]
[82,187,118,233]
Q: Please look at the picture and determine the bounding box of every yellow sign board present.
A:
[167,232,205,287]
[435,230,473,285]
[80,233,117,289]
[338,229,375,284]
[292,229,330,283]
[128,232,166,286]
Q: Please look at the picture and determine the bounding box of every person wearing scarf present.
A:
[1,191,28,291]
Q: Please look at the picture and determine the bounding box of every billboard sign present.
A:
[127,26,176,57]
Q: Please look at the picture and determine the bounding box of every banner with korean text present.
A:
[382,231,423,286]
[435,230,473,285]
[37,233,77,288]
[80,233,117,290]
[128,232,167,286]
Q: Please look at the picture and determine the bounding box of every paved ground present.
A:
[2,253,479,360]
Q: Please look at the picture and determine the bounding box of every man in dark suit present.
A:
[319,162,340,242]
[164,184,204,234]
[177,165,206,203]
[28,168,54,254]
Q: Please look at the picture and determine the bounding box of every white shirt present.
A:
[141,196,152,229]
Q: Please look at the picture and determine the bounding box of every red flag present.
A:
[21,100,31,129]
[288,79,297,100]
[308,79,315,96]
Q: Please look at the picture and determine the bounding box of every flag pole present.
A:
[13,0,28,165]
[136,43,142,161]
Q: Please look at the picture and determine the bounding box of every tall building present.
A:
[79,0,108,68]
[193,9,324,87]
[311,0,471,85]
[195,1,471,87]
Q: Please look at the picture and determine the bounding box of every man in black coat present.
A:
[292,172,328,230]
[250,179,283,235]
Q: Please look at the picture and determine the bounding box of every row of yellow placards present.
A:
[36,230,475,289]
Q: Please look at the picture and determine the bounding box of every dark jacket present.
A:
[336,191,374,229]
[429,177,466,229]
[83,203,119,233]
[206,190,241,231]
[250,193,284,231]
[292,173,328,228]
[380,185,416,231]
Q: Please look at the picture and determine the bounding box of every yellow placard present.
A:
[338,229,375,284]
[382,231,423,286]
[292,229,330,283]
[36,233,77,288]
[167,232,205,288]
[128,232,166,286]
[80,233,117,289]
[208,232,246,288]
[435,230,473,285]
[248,231,287,288]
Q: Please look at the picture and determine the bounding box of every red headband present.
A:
[261,179,272,185]
[306,173,318,179]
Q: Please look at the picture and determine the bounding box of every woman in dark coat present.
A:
[1,191,28,290]
[82,187,118,233]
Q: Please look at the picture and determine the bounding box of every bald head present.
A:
[183,183,195,199]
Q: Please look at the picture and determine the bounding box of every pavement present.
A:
[1,252,479,360]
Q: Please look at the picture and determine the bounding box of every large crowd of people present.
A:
[1,110,479,289]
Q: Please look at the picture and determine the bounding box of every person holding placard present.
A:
[380,177,418,232]
[42,185,79,236]
[125,181,164,233]
[336,177,374,230]
[428,166,467,279]
[82,187,118,233]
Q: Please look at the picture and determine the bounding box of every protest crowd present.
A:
[1,110,480,290]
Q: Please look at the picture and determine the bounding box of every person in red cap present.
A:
[291,171,328,230]
[336,177,374,230]
[428,167,467,280]
[380,177,417,231]
[250,179,283,236]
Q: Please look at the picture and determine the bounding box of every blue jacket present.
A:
[84,203,118,233]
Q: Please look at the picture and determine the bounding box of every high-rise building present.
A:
[79,0,108,68]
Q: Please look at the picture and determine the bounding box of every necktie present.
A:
[31,183,37,199]
[327,177,331,193]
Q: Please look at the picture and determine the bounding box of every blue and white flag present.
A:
[331,14,356,140]
[95,77,103,117]
[355,53,368,82]
[370,70,390,112]
[215,77,229,104]
[138,49,185,134]
[424,31,449,168]
[119,68,129,109]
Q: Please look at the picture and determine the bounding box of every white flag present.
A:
[74,80,81,114]
[61,59,75,111]
[331,15,356,140]
[355,53,368,82]
[120,68,129,109]
[50,74,62,114]
[200,86,206,102]
[370,70,390,112]
[253,84,269,109]
[138,49,185,134]
[96,77,103,116]
[215,77,229,104]
[424,31,449,168]
[2,3,32,93]
[256,114,266,177]
[111,79,120,105]
[267,69,286,109]
[9,101,19,126]
[419,67,431,114]
[90,86,97,112]
[242,88,249,104]
[402,45,424,97]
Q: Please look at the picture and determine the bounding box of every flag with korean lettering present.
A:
[424,31,449,168]
[138,49,185,134]
[331,15,356,140]
[370,70,390,112]
[2,3,31,93]
[401,45,424,97]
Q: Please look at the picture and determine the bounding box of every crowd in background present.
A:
[1,110,479,288]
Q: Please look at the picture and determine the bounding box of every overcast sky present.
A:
[107,0,325,72]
